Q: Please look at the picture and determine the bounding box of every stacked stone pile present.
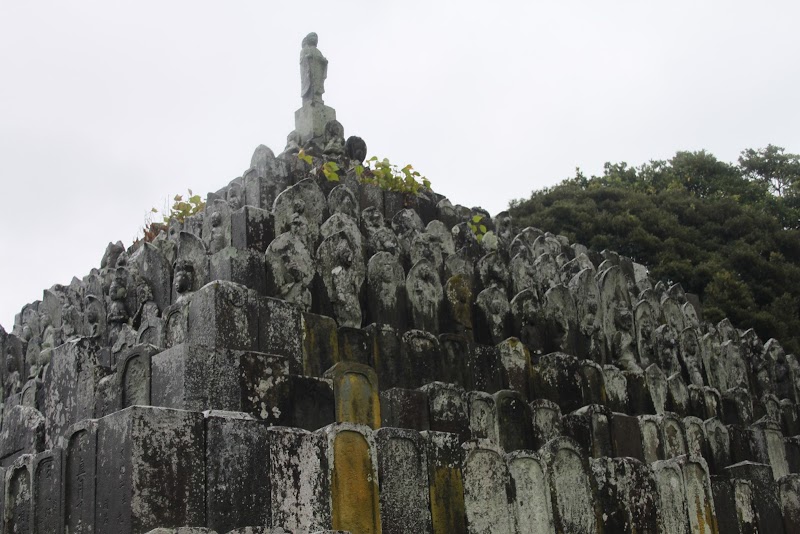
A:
[1,33,800,534]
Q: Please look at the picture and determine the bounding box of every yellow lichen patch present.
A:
[331,430,381,534]
[429,466,466,534]
[337,372,381,429]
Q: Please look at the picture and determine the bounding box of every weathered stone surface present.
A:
[267,427,329,533]
[465,391,498,443]
[118,344,158,409]
[209,247,267,295]
[421,430,466,534]
[563,404,612,459]
[639,415,663,464]
[474,286,510,345]
[0,405,45,468]
[467,345,503,395]
[406,259,442,334]
[187,282,258,352]
[419,382,469,442]
[505,451,555,534]
[494,390,534,452]
[6,454,33,534]
[603,365,629,413]
[461,440,515,534]
[659,412,688,459]
[590,456,659,534]
[442,275,473,341]
[265,232,315,312]
[496,338,531,398]
[652,459,690,534]
[273,178,328,252]
[375,428,432,534]
[379,388,430,431]
[151,343,290,415]
[711,477,758,534]
[256,296,303,372]
[43,338,99,448]
[366,251,406,330]
[532,352,582,413]
[62,420,97,534]
[323,424,381,534]
[204,411,270,533]
[95,406,205,534]
[779,474,800,534]
[725,461,785,534]
[609,412,644,461]
[400,330,442,389]
[704,417,731,474]
[678,455,719,534]
[301,312,339,377]
[530,399,563,451]
[324,362,380,430]
[32,448,63,534]
[538,437,599,534]
[317,231,365,328]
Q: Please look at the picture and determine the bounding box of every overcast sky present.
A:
[1,1,799,328]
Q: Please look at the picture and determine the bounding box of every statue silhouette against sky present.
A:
[300,32,328,106]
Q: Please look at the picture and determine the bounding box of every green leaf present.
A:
[472,215,483,223]
[479,224,487,233]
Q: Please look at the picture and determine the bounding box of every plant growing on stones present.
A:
[139,190,206,243]
[469,214,488,242]
[355,156,431,195]
[298,149,341,182]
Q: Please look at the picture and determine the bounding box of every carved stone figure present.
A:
[318,232,364,328]
[679,327,705,387]
[323,120,345,156]
[406,259,443,333]
[173,259,196,303]
[366,251,406,329]
[599,266,637,371]
[265,233,315,311]
[569,268,605,363]
[300,32,327,105]
[345,136,367,163]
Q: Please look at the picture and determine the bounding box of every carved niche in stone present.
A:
[561,252,595,283]
[765,339,792,400]
[532,252,561,297]
[654,324,681,377]
[318,231,365,328]
[226,181,244,211]
[203,199,232,255]
[476,285,511,345]
[510,288,544,357]
[598,266,637,372]
[509,247,536,297]
[633,300,659,370]
[406,259,443,334]
[323,119,345,157]
[274,178,328,253]
[366,251,406,329]
[328,184,359,220]
[569,267,605,364]
[679,327,705,387]
[542,284,578,356]
[444,274,473,341]
[740,328,769,396]
[320,212,363,262]
[391,208,424,261]
[477,251,509,293]
[660,296,685,334]
[265,232,315,311]
[425,220,455,257]
[411,232,444,276]
[444,247,476,288]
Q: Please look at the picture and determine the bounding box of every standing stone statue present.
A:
[301,32,327,105]
[296,33,337,143]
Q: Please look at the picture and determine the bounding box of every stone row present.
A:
[8,403,800,534]
[7,143,797,426]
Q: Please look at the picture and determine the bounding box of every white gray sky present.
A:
[1,1,799,328]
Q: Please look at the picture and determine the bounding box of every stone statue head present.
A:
[173,259,195,295]
[302,32,318,48]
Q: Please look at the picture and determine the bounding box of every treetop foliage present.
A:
[509,145,800,354]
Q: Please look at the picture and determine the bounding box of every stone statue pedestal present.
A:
[295,102,336,143]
